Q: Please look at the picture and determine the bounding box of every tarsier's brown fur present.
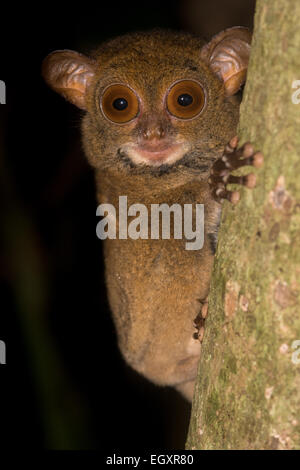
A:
[42,28,253,400]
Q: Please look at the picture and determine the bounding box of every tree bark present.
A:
[186,0,300,450]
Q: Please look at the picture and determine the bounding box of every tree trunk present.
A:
[186,0,300,450]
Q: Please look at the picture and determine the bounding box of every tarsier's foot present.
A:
[193,298,209,342]
[209,136,264,204]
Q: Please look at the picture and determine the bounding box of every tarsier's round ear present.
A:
[200,27,252,96]
[42,50,96,110]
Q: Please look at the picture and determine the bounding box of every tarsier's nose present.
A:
[123,113,189,166]
[138,113,170,143]
[142,123,166,141]
[138,117,176,157]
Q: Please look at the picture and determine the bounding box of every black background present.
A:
[0,0,255,450]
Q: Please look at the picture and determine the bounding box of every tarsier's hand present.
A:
[209,136,264,204]
[194,138,264,343]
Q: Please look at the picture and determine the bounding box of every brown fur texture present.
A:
[42,28,251,401]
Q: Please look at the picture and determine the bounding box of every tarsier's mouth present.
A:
[116,144,215,177]
[120,141,191,167]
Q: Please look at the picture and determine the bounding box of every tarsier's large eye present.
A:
[101,84,139,123]
[166,80,206,119]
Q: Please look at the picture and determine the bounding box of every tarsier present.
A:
[42,27,263,401]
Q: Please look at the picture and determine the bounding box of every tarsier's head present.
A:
[42,28,251,177]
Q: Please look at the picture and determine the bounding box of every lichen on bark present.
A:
[186,0,300,450]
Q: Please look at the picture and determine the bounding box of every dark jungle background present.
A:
[0,0,255,450]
